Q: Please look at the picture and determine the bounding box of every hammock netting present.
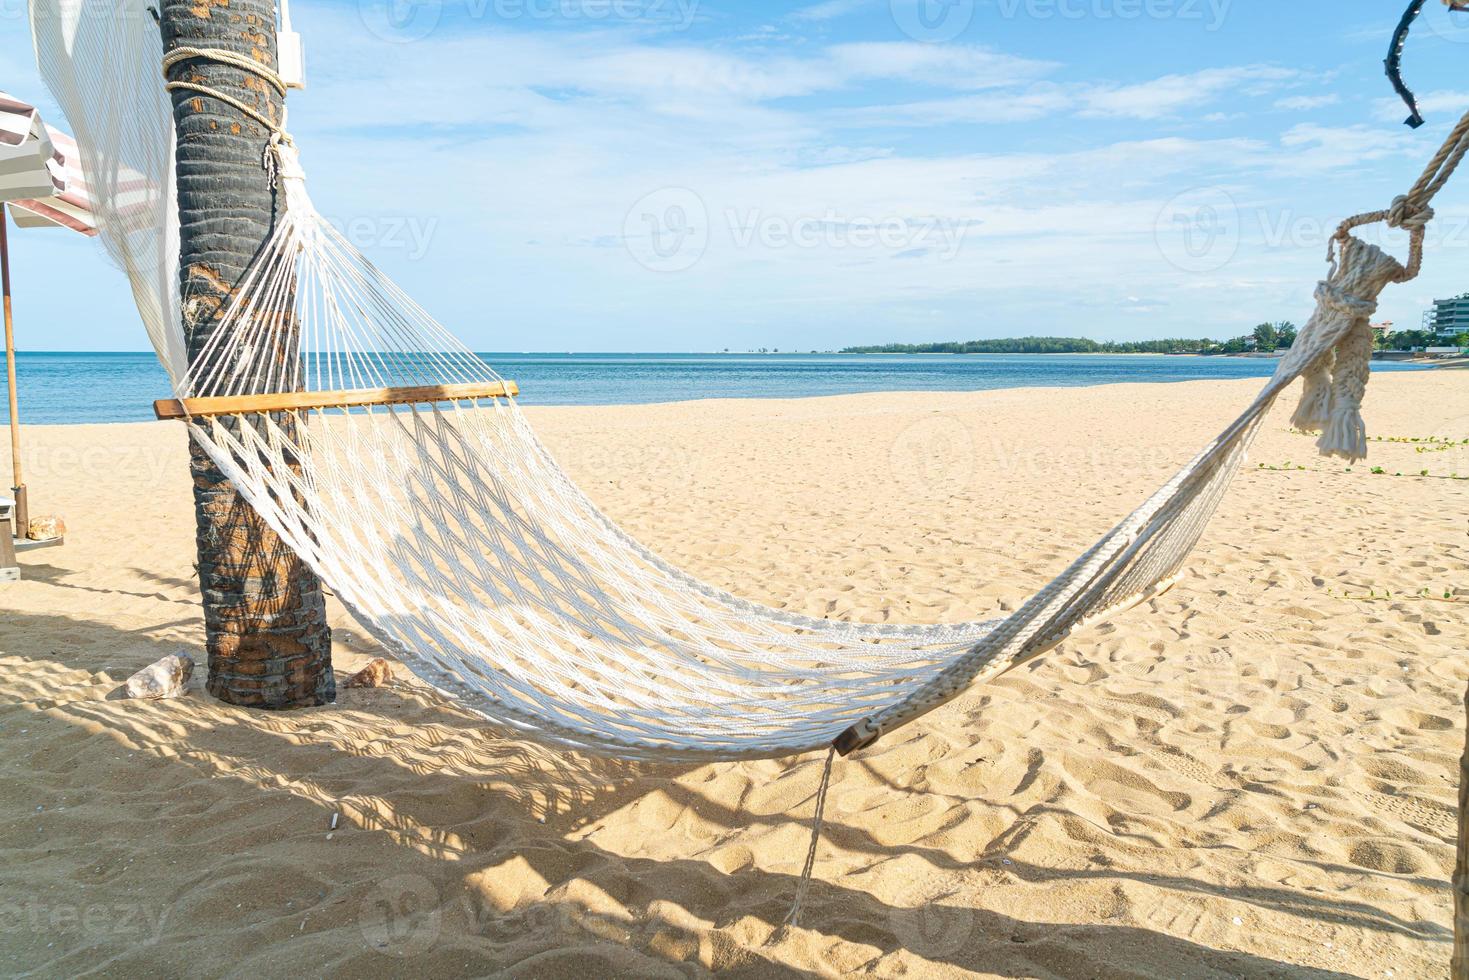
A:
[26,0,1453,763]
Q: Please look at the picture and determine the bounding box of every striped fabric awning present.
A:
[0,91,95,236]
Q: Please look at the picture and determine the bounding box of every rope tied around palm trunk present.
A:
[161,45,294,177]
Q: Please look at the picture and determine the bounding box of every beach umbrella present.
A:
[0,90,96,541]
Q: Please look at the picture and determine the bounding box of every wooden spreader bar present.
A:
[154,380,520,421]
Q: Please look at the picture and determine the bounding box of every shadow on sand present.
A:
[0,607,1428,977]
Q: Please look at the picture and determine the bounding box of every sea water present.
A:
[1,351,1430,425]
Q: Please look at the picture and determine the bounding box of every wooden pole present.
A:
[1454,680,1469,978]
[1,208,26,538]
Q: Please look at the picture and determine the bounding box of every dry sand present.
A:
[1,373,1466,978]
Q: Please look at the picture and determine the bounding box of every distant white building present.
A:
[1423,294,1469,339]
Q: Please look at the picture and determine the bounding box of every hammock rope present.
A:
[782,746,836,932]
[25,0,1468,928]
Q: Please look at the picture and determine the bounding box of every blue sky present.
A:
[5,0,1469,351]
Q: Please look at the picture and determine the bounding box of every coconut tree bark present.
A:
[159,0,332,708]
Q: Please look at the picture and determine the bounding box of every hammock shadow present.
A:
[612,771,1449,946]
[479,872,1370,979]
[832,759,1451,943]
[0,609,686,847]
[0,612,1436,976]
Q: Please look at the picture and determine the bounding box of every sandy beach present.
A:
[1,372,1465,977]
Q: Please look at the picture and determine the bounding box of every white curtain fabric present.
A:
[29,0,185,381]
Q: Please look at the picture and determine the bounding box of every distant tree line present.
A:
[842,337,1205,354]
[1377,328,1469,350]
[843,322,1301,356]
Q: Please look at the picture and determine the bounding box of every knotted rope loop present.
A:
[1329,195,1433,251]
[161,45,295,180]
[1384,194,1434,279]
[1386,193,1435,231]
[1325,102,1469,278]
[1313,279,1379,321]
[1328,211,1385,268]
[1329,207,1428,283]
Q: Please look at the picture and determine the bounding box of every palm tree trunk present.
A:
[159,0,332,708]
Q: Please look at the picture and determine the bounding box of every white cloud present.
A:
[226,18,1439,345]
[1371,89,1469,124]
[5,3,1453,351]
[825,42,1058,90]
[835,86,1074,127]
[299,29,1057,139]
[790,0,873,22]
[1274,94,1340,112]
[1079,67,1301,120]
[1272,123,1418,174]
[836,66,1307,128]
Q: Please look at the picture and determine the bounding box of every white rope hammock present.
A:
[27,2,1461,770]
